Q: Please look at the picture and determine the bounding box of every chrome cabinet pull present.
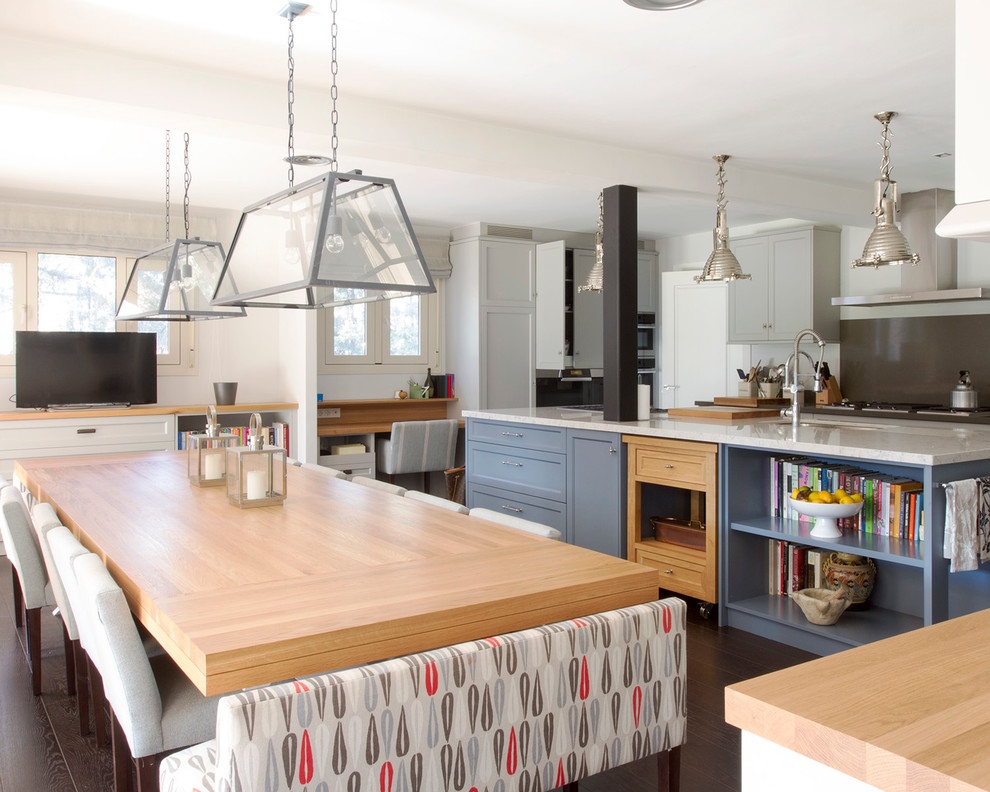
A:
[501,431,523,437]
[609,446,616,455]
[501,505,523,513]
[77,428,96,434]
[663,569,674,574]
[501,461,524,467]
[664,464,674,469]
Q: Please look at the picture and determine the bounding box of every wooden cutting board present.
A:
[667,405,782,421]
[714,396,790,408]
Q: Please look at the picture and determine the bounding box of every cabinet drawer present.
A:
[0,415,176,454]
[467,484,566,535]
[635,546,706,599]
[631,441,715,488]
[466,441,565,502]
[467,419,565,453]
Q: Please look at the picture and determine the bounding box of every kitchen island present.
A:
[464,406,990,653]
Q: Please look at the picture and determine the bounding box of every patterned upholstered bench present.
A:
[160,598,687,792]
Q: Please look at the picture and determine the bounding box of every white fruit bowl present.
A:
[789,497,864,539]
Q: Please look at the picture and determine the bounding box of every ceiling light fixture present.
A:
[117,130,246,321]
[212,0,435,310]
[578,191,605,293]
[622,0,705,9]
[695,155,751,283]
[853,111,920,268]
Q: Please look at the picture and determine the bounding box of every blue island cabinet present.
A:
[719,443,990,656]
[465,418,625,555]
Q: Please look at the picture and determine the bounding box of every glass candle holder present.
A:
[187,405,240,487]
[226,412,287,508]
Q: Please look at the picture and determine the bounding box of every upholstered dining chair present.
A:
[72,551,222,792]
[403,489,470,514]
[376,419,459,492]
[0,485,58,695]
[468,507,563,540]
[30,503,83,704]
[351,475,408,496]
[298,461,349,479]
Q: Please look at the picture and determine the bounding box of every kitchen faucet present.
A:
[782,328,827,430]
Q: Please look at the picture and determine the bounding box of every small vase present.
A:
[822,551,876,610]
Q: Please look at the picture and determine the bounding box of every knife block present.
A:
[816,377,843,405]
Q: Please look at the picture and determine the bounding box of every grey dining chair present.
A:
[351,475,408,497]
[404,489,470,514]
[72,551,222,792]
[0,485,58,695]
[468,507,563,540]
[376,419,459,492]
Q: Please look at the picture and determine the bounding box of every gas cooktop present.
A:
[812,400,990,422]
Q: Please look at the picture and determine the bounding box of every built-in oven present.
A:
[535,369,604,407]
[637,312,656,353]
[637,355,656,409]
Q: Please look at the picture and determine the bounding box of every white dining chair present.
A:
[404,489,470,514]
[0,486,58,695]
[376,419,459,492]
[73,552,222,792]
[299,461,349,479]
[468,507,563,540]
[351,475,408,496]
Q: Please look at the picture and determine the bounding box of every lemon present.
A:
[850,493,863,503]
[839,496,855,504]
[834,489,848,500]
[807,491,823,503]
[818,491,834,504]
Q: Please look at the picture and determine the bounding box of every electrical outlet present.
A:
[318,407,341,418]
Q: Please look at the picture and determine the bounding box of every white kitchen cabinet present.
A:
[572,248,603,369]
[637,250,659,314]
[535,241,567,371]
[661,270,727,409]
[727,226,840,343]
[448,235,537,413]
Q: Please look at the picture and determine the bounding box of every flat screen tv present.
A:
[15,331,158,409]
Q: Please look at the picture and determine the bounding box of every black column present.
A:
[602,184,638,423]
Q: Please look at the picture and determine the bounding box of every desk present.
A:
[317,398,457,436]
[17,451,656,696]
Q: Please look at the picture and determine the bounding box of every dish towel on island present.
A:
[943,478,990,572]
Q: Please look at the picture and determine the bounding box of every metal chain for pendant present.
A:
[877,112,893,184]
[164,129,171,243]
[286,13,296,187]
[330,0,339,173]
[183,132,191,240]
[715,155,728,212]
[595,190,604,266]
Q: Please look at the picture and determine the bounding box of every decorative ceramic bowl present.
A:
[790,587,852,626]
[789,497,864,539]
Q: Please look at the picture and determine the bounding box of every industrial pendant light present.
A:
[695,155,751,283]
[578,191,605,293]
[852,111,920,268]
[117,131,246,321]
[212,0,435,310]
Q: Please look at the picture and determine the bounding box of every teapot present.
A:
[951,370,979,410]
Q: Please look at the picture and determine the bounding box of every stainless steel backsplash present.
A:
[840,316,990,404]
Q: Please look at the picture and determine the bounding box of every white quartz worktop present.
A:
[464,407,990,467]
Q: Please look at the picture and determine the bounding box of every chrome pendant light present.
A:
[695,155,751,283]
[117,131,246,321]
[853,111,920,268]
[578,191,605,293]
[212,0,435,310]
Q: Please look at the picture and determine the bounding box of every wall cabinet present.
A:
[572,249,602,369]
[465,418,625,555]
[535,244,602,371]
[448,236,537,412]
[637,251,659,315]
[727,226,840,343]
[625,435,717,607]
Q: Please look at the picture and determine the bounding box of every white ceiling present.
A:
[0,0,956,238]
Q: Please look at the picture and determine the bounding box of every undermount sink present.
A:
[770,418,886,431]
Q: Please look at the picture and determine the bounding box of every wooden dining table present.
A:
[16,451,657,695]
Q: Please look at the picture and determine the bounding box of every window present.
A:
[321,287,440,370]
[0,249,191,374]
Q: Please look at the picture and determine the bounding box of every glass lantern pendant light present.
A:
[695,155,751,283]
[852,111,920,268]
[212,0,435,310]
[117,131,246,321]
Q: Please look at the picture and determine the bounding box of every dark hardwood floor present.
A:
[0,560,815,792]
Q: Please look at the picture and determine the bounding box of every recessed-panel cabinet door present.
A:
[727,237,769,342]
[572,248,603,369]
[768,231,813,341]
[568,429,624,556]
[480,240,536,306]
[482,307,534,410]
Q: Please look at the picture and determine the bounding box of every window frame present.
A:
[320,286,441,373]
[0,248,196,377]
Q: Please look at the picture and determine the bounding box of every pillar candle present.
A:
[204,453,223,480]
[246,469,267,500]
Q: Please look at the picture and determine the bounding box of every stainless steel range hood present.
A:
[832,189,988,306]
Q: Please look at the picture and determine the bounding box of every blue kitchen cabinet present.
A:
[567,429,625,557]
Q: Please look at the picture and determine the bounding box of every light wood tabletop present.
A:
[17,451,657,696]
[725,606,990,791]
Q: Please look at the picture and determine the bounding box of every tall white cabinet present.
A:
[448,233,537,413]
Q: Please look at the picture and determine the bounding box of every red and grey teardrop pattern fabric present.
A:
[160,599,687,792]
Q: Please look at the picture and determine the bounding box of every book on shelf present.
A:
[766,540,823,595]
[768,455,923,541]
[178,423,290,454]
[429,373,456,399]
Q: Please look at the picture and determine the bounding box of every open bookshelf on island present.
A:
[719,444,990,656]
